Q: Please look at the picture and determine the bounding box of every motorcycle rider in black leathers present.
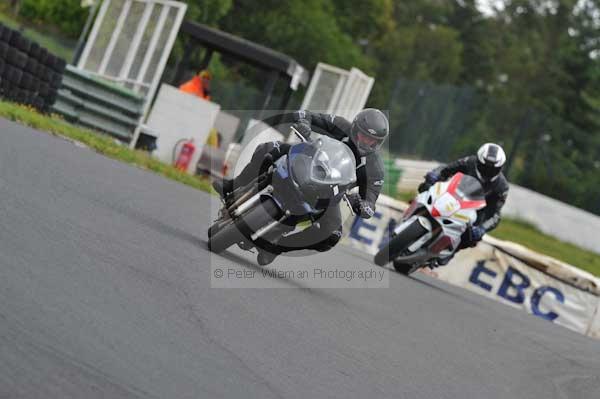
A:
[213,109,389,265]
[417,143,509,266]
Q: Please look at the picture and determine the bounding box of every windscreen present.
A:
[455,174,485,201]
[308,137,356,185]
[289,136,357,189]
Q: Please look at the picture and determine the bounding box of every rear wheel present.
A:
[374,219,428,266]
[0,42,8,59]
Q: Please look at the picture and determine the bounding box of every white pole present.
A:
[129,3,188,149]
[133,4,169,92]
[78,0,112,70]
[98,0,132,75]
[328,74,347,114]
[146,4,187,104]
[118,2,155,81]
[358,77,375,113]
[300,67,322,110]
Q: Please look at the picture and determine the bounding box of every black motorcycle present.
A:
[208,130,357,256]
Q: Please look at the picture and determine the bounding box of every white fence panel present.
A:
[78,0,186,96]
[301,63,373,120]
[77,0,187,146]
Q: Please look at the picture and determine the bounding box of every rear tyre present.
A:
[39,82,50,97]
[5,66,22,85]
[52,57,66,74]
[374,219,428,267]
[24,58,38,74]
[50,71,63,89]
[0,25,6,42]
[0,42,8,59]
[10,34,31,53]
[19,72,34,90]
[7,48,27,69]
[28,42,40,59]
[0,27,14,43]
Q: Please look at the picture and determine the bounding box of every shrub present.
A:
[19,0,87,38]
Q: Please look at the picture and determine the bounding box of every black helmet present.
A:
[349,108,389,155]
[476,143,506,181]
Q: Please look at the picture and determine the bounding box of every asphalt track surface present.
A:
[1,118,600,399]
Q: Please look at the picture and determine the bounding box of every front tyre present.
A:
[374,219,428,266]
[208,216,231,238]
[208,219,242,254]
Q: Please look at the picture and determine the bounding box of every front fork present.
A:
[392,211,436,256]
[232,185,273,217]
[228,183,293,244]
[250,208,291,241]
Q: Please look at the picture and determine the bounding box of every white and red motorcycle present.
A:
[374,172,486,275]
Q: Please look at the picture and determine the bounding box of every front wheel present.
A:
[208,219,242,254]
[374,219,428,266]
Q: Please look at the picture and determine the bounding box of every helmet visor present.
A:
[355,131,384,154]
[477,162,501,180]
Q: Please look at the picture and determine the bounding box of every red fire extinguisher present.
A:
[174,138,196,172]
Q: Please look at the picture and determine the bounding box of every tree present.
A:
[448,0,501,85]
[184,0,232,27]
[18,0,88,38]
[220,0,366,71]
[367,1,464,107]
[331,0,395,43]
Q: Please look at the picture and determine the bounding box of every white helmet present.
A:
[476,143,506,181]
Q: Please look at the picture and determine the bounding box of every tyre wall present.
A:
[0,24,66,112]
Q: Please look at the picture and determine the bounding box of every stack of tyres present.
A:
[0,23,66,113]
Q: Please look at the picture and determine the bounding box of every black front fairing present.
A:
[270,137,356,218]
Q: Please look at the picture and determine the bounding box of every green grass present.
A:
[396,190,600,277]
[490,218,600,277]
[0,9,74,61]
[0,101,213,193]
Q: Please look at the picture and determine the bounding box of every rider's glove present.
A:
[293,123,312,140]
[469,226,485,246]
[358,201,375,219]
[418,171,441,193]
[347,193,375,219]
[425,171,440,184]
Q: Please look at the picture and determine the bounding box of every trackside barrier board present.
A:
[341,195,600,339]
[146,84,220,174]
